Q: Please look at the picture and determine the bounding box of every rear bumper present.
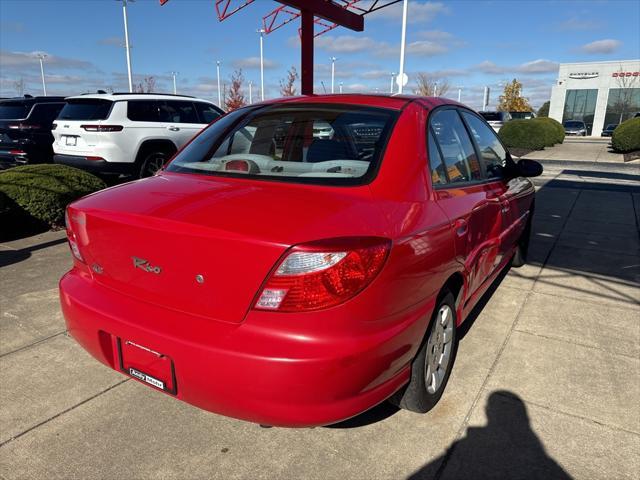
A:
[59,269,431,427]
[54,154,135,175]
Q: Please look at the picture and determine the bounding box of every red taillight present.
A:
[80,125,123,132]
[254,237,390,312]
[9,149,26,155]
[86,156,104,161]
[65,210,85,263]
[8,123,41,130]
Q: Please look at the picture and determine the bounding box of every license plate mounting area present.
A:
[116,338,177,395]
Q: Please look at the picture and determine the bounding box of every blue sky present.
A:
[1,0,639,109]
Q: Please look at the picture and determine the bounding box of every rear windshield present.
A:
[479,112,502,121]
[166,104,398,185]
[57,99,113,120]
[0,102,31,120]
[510,112,533,120]
[564,121,584,128]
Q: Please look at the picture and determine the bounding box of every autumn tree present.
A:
[225,69,247,111]
[537,101,550,117]
[133,76,156,93]
[497,79,532,112]
[280,66,299,96]
[415,73,450,97]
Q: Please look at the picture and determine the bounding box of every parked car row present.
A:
[0,93,224,177]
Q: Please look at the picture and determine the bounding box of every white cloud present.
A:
[406,40,449,56]
[579,39,622,54]
[0,50,95,71]
[473,59,558,75]
[314,35,379,53]
[98,37,124,47]
[556,17,602,31]
[517,59,558,74]
[232,57,279,70]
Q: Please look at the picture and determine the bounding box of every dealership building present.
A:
[549,59,640,136]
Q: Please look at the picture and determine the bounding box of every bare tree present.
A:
[14,78,25,96]
[225,69,247,111]
[133,76,156,93]
[415,73,450,97]
[612,66,640,123]
[279,66,299,96]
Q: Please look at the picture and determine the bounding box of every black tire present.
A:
[139,149,171,178]
[390,291,458,413]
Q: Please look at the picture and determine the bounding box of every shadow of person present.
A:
[408,391,572,480]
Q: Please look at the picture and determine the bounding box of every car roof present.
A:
[0,95,66,104]
[64,93,211,102]
[247,94,462,111]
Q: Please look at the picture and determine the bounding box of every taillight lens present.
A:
[80,125,123,132]
[65,209,85,263]
[254,237,390,312]
[8,123,41,130]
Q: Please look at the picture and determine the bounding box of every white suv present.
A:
[53,93,223,177]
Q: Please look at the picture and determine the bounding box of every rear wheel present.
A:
[391,292,458,413]
[139,150,171,178]
[511,214,533,268]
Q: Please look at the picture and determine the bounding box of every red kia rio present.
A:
[60,95,542,427]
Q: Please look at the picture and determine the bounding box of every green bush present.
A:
[533,117,564,145]
[498,119,548,150]
[0,164,106,228]
[611,117,640,153]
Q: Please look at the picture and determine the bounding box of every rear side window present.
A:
[167,104,398,185]
[128,100,161,122]
[461,111,508,179]
[58,100,112,120]
[30,103,65,123]
[0,102,31,119]
[427,130,447,186]
[430,109,482,184]
[161,101,199,123]
[195,103,221,123]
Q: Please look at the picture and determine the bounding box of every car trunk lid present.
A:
[68,173,384,324]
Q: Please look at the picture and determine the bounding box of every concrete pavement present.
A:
[522,137,632,164]
[0,161,638,480]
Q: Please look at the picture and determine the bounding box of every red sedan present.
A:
[60,95,542,427]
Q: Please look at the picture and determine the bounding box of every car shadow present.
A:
[407,390,572,480]
[0,236,68,268]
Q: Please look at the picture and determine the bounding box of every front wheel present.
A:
[139,151,169,178]
[391,292,458,413]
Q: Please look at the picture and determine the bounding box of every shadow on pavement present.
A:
[0,236,68,268]
[407,391,572,480]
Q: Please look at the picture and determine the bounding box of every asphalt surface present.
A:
[0,159,638,480]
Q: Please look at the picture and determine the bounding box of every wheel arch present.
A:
[134,139,178,165]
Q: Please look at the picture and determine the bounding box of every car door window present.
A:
[427,129,448,186]
[127,101,161,122]
[461,111,508,179]
[430,109,482,183]
[195,103,221,123]
[162,101,199,123]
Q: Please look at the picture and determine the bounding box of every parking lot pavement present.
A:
[522,137,630,163]
[1,162,638,480]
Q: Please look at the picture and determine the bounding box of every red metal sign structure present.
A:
[159,0,401,95]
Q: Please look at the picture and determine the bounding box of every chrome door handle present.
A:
[168,126,180,132]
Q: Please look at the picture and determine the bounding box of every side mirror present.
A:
[515,159,543,178]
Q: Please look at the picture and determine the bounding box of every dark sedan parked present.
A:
[601,124,618,137]
[0,95,66,168]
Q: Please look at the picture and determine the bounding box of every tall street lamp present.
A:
[330,56,337,94]
[397,0,408,94]
[216,60,222,107]
[249,80,253,104]
[119,0,134,92]
[36,53,47,96]
[339,82,343,94]
[257,29,265,101]
[171,71,178,94]
[390,72,395,94]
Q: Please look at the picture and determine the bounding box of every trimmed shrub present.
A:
[534,117,564,145]
[498,119,548,151]
[0,164,106,228]
[612,117,640,153]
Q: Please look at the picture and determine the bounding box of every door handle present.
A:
[167,126,180,132]
[454,219,468,237]
[501,204,510,213]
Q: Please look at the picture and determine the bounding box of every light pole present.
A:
[249,80,253,104]
[339,82,343,94]
[36,53,47,96]
[258,29,265,101]
[397,0,408,94]
[390,72,395,94]
[216,61,222,107]
[119,0,134,92]
[170,71,178,94]
[330,56,337,94]
[457,87,462,102]
[433,83,437,96]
